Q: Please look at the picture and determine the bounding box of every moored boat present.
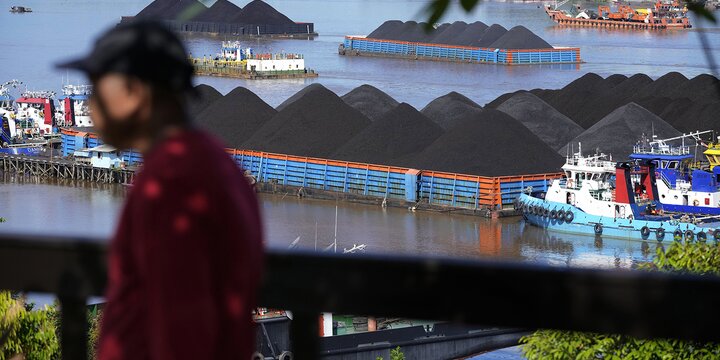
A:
[517,146,720,242]
[629,131,720,216]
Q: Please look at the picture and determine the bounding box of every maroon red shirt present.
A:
[98,129,263,360]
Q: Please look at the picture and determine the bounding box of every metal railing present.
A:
[1,233,720,359]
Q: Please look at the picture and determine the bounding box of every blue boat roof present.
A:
[59,95,89,100]
[629,153,693,161]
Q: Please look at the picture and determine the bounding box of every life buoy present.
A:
[557,210,566,222]
[656,227,665,241]
[278,351,294,360]
[565,211,574,223]
[640,226,650,239]
[550,210,557,220]
[673,229,683,241]
[698,231,707,242]
[594,223,603,235]
[251,352,265,360]
[685,230,695,242]
[693,199,700,206]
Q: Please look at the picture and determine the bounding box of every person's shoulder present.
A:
[143,129,239,182]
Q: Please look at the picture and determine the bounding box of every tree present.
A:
[521,241,720,359]
[390,346,405,360]
[0,291,60,360]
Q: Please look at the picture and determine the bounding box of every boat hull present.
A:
[0,147,42,156]
[518,193,715,242]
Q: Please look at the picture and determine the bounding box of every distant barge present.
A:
[339,36,581,65]
[191,41,318,80]
[545,1,691,29]
[120,17,317,38]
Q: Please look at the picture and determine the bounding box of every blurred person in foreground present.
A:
[58,21,264,360]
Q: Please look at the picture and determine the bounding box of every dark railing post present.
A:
[290,310,319,359]
[58,295,87,360]
[58,270,88,360]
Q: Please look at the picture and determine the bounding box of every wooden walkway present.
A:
[0,154,136,185]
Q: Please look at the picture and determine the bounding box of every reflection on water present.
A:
[0,174,663,268]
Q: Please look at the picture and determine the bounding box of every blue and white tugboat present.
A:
[516,145,720,242]
[629,131,720,215]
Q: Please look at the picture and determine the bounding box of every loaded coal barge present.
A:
[340,21,581,65]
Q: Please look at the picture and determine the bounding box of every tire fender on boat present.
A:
[557,210,566,222]
[594,223,603,235]
[698,231,707,242]
[543,208,549,217]
[251,352,265,360]
[673,229,683,241]
[685,230,695,242]
[550,209,557,220]
[279,351,294,360]
[565,211,574,223]
[656,227,665,241]
[640,226,650,239]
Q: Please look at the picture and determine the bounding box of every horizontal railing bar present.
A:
[0,233,719,342]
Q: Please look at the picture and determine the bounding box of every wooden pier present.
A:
[0,154,136,185]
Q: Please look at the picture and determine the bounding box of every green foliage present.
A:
[0,218,6,223]
[0,291,59,360]
[521,242,720,359]
[390,346,405,360]
[87,307,102,360]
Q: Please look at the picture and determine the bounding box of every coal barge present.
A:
[545,0,691,29]
[340,21,581,65]
[122,0,317,38]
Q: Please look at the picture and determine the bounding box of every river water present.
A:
[1,0,719,108]
[0,173,659,268]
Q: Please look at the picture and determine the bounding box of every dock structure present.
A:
[0,154,135,185]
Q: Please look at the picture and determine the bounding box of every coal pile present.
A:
[232,0,294,25]
[195,86,276,148]
[341,85,399,122]
[474,24,508,48]
[403,109,565,176]
[135,0,206,20]
[420,92,483,131]
[332,103,444,165]
[636,71,688,98]
[134,0,296,25]
[428,21,468,45]
[187,84,222,118]
[242,84,371,158]
[496,92,583,151]
[195,0,242,22]
[364,20,554,50]
[529,73,627,129]
[367,20,405,39]
[489,26,551,49]
[450,21,489,46]
[559,103,681,160]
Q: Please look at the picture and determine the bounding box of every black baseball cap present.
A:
[57,20,194,92]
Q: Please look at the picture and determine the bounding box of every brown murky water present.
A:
[0,173,660,268]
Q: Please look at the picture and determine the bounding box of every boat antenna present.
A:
[333,205,338,254]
